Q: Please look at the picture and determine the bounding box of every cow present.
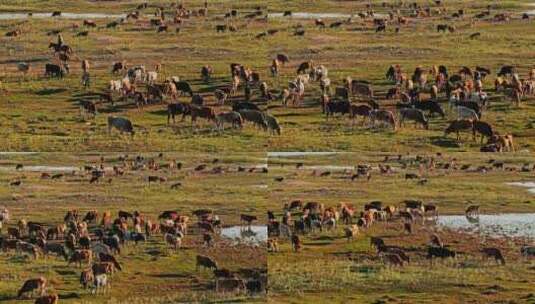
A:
[196,255,218,271]
[44,64,64,78]
[399,108,429,129]
[427,246,456,263]
[370,109,396,130]
[83,19,97,27]
[108,116,135,137]
[472,121,494,143]
[445,120,473,140]
[167,102,191,124]
[17,277,47,298]
[69,249,92,267]
[239,110,268,130]
[92,262,115,277]
[349,104,372,125]
[112,61,126,74]
[488,134,514,152]
[264,114,281,135]
[324,100,350,119]
[481,247,506,265]
[169,80,192,96]
[190,106,216,126]
[215,111,243,130]
[80,100,97,118]
[164,233,182,250]
[80,269,94,289]
[344,225,359,241]
[94,273,109,294]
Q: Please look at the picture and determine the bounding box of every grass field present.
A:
[1,0,535,303]
[0,0,534,152]
[0,152,267,303]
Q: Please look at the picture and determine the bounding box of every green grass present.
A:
[0,1,535,151]
[0,152,267,303]
[266,152,535,303]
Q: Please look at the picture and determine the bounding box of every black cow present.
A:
[45,64,64,78]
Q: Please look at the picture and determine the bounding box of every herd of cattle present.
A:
[0,207,266,301]
[0,157,267,301]
[266,162,535,267]
[3,1,529,151]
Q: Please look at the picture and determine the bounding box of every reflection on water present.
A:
[221,225,267,245]
[436,214,535,238]
[0,12,125,20]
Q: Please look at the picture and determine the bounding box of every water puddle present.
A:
[0,12,124,20]
[220,225,267,245]
[507,182,535,195]
[436,213,535,238]
[0,165,79,172]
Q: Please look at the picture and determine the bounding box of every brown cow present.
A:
[18,277,47,298]
[190,106,216,126]
[445,120,473,141]
[69,249,92,267]
[370,110,396,130]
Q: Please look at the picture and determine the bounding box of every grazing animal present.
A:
[264,114,281,135]
[489,134,515,152]
[399,108,429,129]
[427,246,456,262]
[190,106,216,126]
[216,111,243,130]
[69,249,92,267]
[18,277,47,298]
[445,120,473,140]
[239,110,268,130]
[80,269,94,289]
[108,116,134,136]
[349,104,372,125]
[344,225,359,241]
[167,102,191,124]
[472,121,494,143]
[93,273,109,293]
[196,255,218,271]
[370,109,396,130]
[325,100,350,118]
[481,247,506,265]
[44,64,64,78]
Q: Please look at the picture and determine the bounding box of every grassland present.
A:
[0,152,267,303]
[0,0,534,152]
[267,152,535,303]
